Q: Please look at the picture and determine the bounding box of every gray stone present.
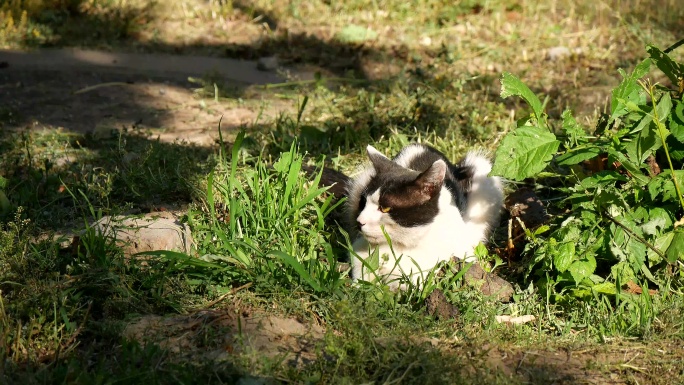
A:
[93,212,193,256]
[452,260,515,302]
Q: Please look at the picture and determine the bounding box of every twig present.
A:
[620,363,646,373]
[664,38,684,54]
[602,210,665,260]
[73,82,133,94]
[260,77,368,89]
[198,282,253,310]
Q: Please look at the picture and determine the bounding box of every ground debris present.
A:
[425,289,460,320]
[495,315,536,325]
[500,187,550,260]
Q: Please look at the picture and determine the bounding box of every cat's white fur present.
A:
[349,144,503,288]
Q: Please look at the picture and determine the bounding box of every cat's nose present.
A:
[357,217,366,226]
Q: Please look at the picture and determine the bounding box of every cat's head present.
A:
[355,145,446,246]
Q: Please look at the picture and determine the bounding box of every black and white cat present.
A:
[346,144,503,287]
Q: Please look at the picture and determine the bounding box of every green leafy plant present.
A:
[491,43,684,299]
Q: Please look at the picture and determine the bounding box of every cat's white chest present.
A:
[350,205,480,286]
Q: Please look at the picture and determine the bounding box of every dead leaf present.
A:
[675,217,684,228]
[623,281,658,296]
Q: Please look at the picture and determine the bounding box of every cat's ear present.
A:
[415,159,446,197]
[366,145,392,171]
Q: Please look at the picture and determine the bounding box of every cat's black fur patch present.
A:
[381,186,440,227]
[353,145,477,228]
[305,145,478,231]
[404,145,473,212]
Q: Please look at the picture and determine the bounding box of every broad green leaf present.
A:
[632,122,661,163]
[670,100,684,143]
[568,254,597,285]
[667,136,684,161]
[579,171,627,189]
[642,207,672,236]
[653,93,672,142]
[591,282,617,295]
[605,148,650,186]
[647,170,684,202]
[647,45,684,86]
[665,229,684,263]
[610,59,650,122]
[556,146,601,166]
[561,109,587,147]
[491,125,560,180]
[500,73,544,122]
[534,224,551,236]
[647,231,674,265]
[609,218,648,274]
[611,261,636,283]
[655,92,672,123]
[553,242,575,273]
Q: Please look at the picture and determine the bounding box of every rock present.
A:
[425,289,460,320]
[452,261,515,302]
[93,212,193,256]
[256,56,279,71]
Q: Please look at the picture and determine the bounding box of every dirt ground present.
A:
[0,48,298,145]
[122,303,682,385]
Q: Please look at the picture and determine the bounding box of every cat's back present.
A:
[392,143,452,171]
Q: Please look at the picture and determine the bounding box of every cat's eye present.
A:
[379,206,391,213]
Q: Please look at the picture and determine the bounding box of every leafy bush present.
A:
[492,43,684,299]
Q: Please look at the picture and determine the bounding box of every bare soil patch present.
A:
[0,49,297,145]
[124,307,325,368]
[123,303,682,384]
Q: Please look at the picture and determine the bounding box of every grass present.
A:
[2,0,684,384]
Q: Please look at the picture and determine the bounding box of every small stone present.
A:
[256,56,279,71]
[547,46,571,61]
[452,261,515,302]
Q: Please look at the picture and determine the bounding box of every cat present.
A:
[346,144,504,288]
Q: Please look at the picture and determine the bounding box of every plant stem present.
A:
[603,210,665,260]
[641,80,684,211]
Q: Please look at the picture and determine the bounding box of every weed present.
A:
[491,42,684,305]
